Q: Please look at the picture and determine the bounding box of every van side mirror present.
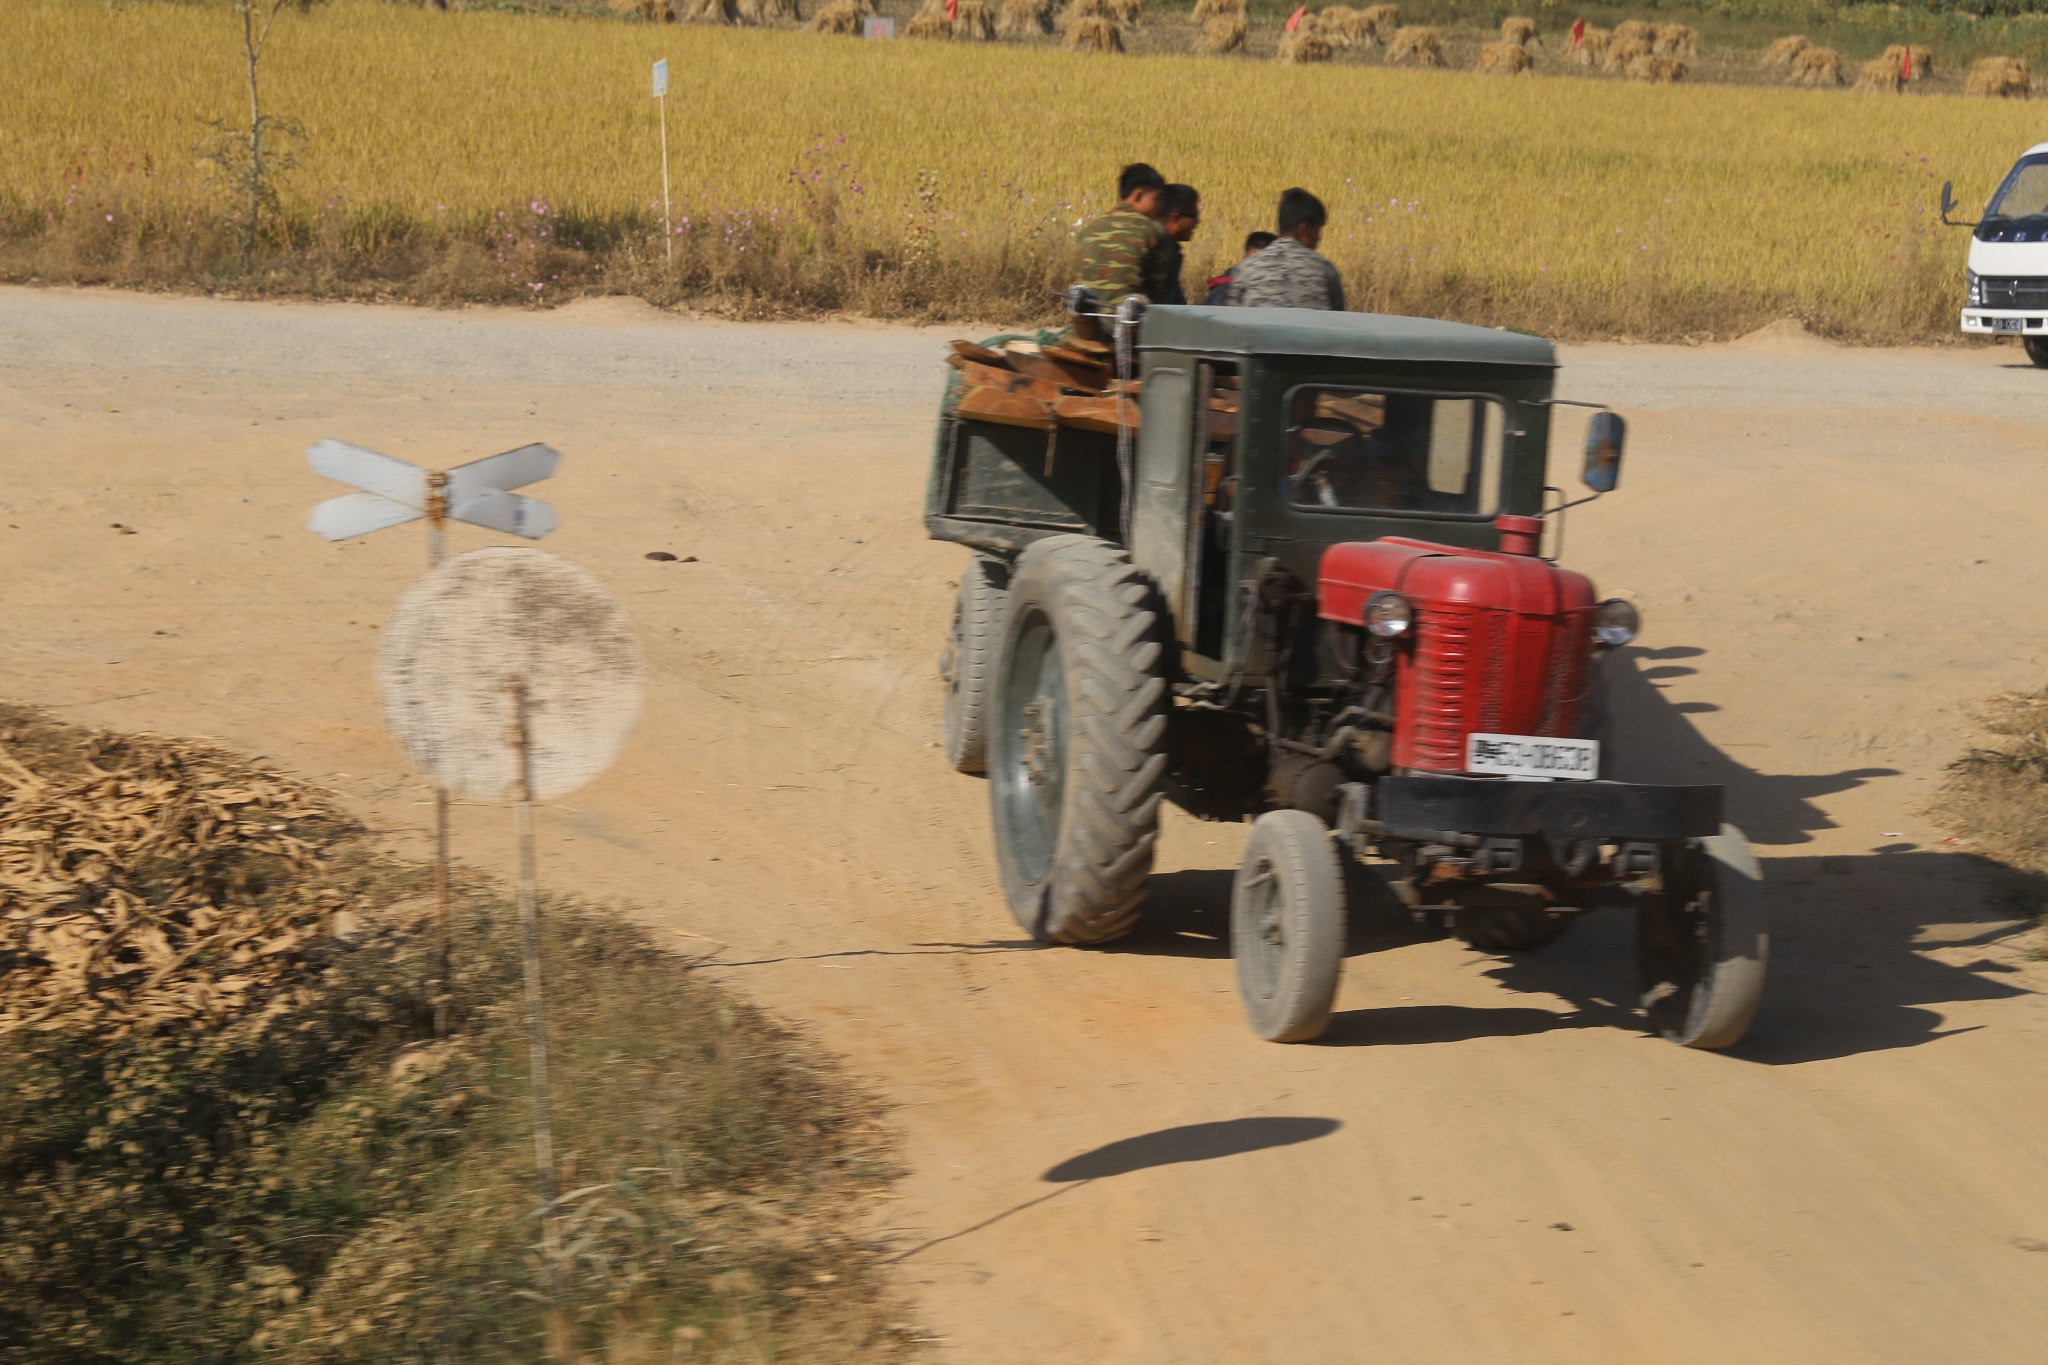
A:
[1941,180,1956,217]
[1583,411,1625,493]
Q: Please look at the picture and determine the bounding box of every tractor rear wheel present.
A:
[1637,824,1769,1049]
[2025,336,2048,369]
[1232,810,1348,1042]
[988,535,1167,945]
[940,551,1007,774]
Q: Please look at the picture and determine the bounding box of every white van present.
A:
[1946,142,2048,368]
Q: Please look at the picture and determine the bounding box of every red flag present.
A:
[1284,5,1305,31]
[1570,16,1586,47]
[1901,46,1913,80]
[945,0,958,19]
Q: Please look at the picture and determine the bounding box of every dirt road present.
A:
[5,288,2047,1363]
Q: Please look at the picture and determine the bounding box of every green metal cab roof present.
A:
[1136,305,1558,370]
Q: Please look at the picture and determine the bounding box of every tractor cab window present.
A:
[1283,386,1505,517]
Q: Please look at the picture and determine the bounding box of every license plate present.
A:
[1466,733,1600,782]
[1992,317,2027,333]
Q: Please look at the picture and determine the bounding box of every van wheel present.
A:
[2025,336,2048,369]
[988,536,1167,945]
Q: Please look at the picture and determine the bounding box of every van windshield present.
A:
[1284,386,1505,516]
[1987,155,2048,220]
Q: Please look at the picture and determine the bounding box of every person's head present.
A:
[1243,230,1277,256]
[1118,162,1168,218]
[1161,184,1201,243]
[1276,187,1328,248]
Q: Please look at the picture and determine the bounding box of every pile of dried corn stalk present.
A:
[0,709,357,1038]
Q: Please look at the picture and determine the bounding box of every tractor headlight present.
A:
[1967,270,1985,308]
[1364,591,1414,638]
[1593,598,1640,647]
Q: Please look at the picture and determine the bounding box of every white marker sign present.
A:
[305,440,561,542]
[651,57,669,98]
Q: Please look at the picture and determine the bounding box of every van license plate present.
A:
[1993,318,2026,333]
[1466,734,1600,782]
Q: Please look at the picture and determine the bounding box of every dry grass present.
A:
[1500,16,1538,48]
[1062,11,1122,51]
[997,0,1053,39]
[1965,55,2031,98]
[1627,52,1686,83]
[1278,26,1335,62]
[0,704,912,1364]
[1199,13,1246,53]
[1790,46,1845,86]
[1386,24,1442,65]
[1855,54,1904,93]
[1761,34,1809,68]
[1477,39,1531,74]
[5,0,2039,342]
[1934,688,2048,926]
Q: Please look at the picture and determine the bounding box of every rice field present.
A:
[5,0,2043,338]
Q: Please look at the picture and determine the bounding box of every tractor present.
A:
[926,301,1767,1048]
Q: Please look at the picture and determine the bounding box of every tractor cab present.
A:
[925,305,1766,1052]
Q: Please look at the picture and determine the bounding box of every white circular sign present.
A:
[377,548,643,802]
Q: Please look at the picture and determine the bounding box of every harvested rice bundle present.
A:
[1108,0,1142,25]
[1500,16,1539,47]
[1067,0,1112,18]
[611,0,676,19]
[1315,5,1359,46]
[1478,39,1531,73]
[997,0,1054,37]
[1880,43,1933,79]
[1192,0,1245,19]
[1063,12,1124,50]
[952,0,995,37]
[808,0,864,31]
[1600,34,1650,72]
[1965,55,2031,98]
[1279,27,1335,61]
[1651,23,1696,57]
[1574,26,1609,66]
[1761,35,1808,69]
[736,0,799,22]
[1357,2,1398,40]
[1386,25,1443,65]
[677,0,734,22]
[1200,12,1246,50]
[1854,55,1903,92]
[1789,46,1844,85]
[1611,19,1650,44]
[905,3,949,36]
[1626,52,1685,82]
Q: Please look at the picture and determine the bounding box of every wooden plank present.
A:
[960,361,1061,400]
[1007,348,1111,394]
[951,339,1011,367]
[1053,394,1139,435]
[958,385,1055,431]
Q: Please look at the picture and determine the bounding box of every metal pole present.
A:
[511,678,571,1361]
[659,89,673,266]
[427,469,452,1039]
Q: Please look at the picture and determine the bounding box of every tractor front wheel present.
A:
[988,535,1167,945]
[1637,824,1769,1049]
[1232,810,1348,1042]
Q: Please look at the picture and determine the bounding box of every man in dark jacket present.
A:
[1205,230,1277,305]
[1157,183,1202,305]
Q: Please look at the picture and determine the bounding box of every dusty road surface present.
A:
[5,287,2048,1364]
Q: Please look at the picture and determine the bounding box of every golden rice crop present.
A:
[1601,34,1650,72]
[997,0,1054,39]
[1965,56,2030,98]
[1855,55,1904,93]
[1062,12,1122,51]
[1761,35,1808,68]
[809,0,863,33]
[1627,52,1685,83]
[1386,26,1442,66]
[3,0,2041,341]
[1477,40,1531,75]
[1278,27,1334,63]
[1500,16,1538,48]
[1199,14,1246,53]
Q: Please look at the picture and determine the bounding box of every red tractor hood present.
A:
[1318,537,1595,624]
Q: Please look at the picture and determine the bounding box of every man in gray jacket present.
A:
[1229,187,1345,311]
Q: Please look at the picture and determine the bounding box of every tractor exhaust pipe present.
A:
[1496,514,1543,556]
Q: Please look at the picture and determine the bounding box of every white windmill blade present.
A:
[308,491,425,541]
[448,489,558,540]
[447,443,562,497]
[306,439,428,510]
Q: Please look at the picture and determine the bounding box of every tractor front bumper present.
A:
[1372,775,1721,846]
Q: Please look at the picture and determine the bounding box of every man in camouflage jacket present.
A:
[1230,187,1346,311]
[1073,163,1179,306]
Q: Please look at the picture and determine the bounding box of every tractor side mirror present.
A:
[1582,411,1625,493]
